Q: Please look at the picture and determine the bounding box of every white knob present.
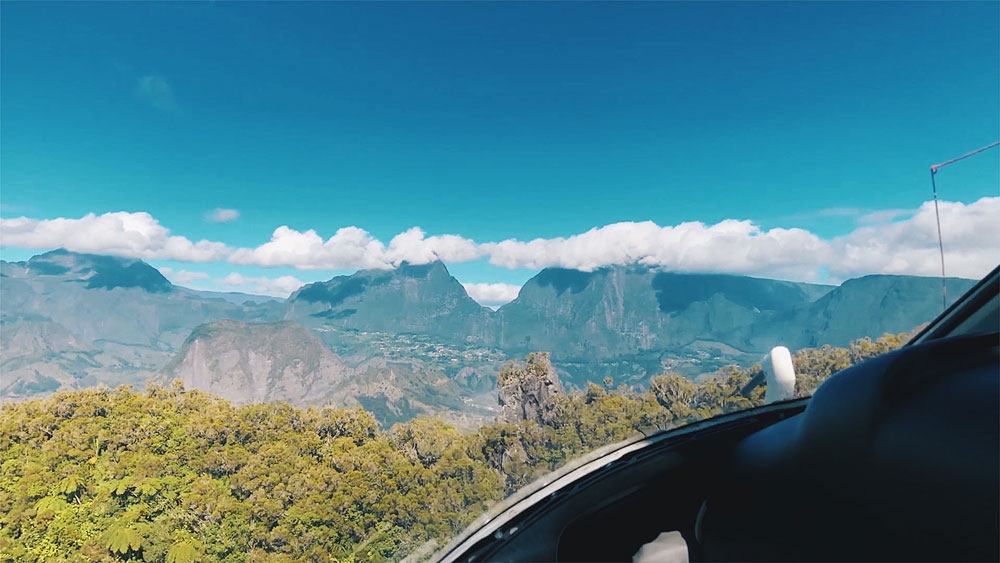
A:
[762,346,796,403]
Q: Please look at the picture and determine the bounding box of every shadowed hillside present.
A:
[1,250,979,410]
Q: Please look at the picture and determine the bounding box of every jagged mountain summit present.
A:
[2,248,173,292]
[495,267,834,360]
[491,265,975,387]
[756,274,978,350]
[0,250,283,398]
[495,265,975,354]
[286,260,497,345]
[0,249,980,418]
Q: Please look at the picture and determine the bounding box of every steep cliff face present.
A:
[497,267,662,360]
[496,265,979,364]
[744,275,979,351]
[497,266,832,359]
[287,260,497,345]
[160,320,498,428]
[497,352,565,425]
[161,320,351,405]
[0,250,282,399]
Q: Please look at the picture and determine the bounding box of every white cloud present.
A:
[205,208,240,223]
[0,211,231,262]
[3,198,996,285]
[135,75,179,111]
[484,219,832,281]
[227,225,483,270]
[463,282,521,308]
[219,273,305,298]
[483,197,998,282]
[829,197,1000,281]
[160,267,211,285]
[228,225,389,270]
[385,227,486,266]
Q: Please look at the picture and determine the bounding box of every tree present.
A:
[649,373,696,411]
[0,332,913,561]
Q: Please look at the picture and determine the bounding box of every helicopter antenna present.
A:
[929,141,999,311]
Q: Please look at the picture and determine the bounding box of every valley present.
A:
[0,249,976,426]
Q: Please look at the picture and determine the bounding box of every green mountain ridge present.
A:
[1,249,980,423]
[287,260,496,345]
[495,267,835,360]
[769,274,977,349]
[0,251,284,399]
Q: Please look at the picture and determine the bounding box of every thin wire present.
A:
[930,168,947,311]
[928,140,1000,312]
[931,141,1000,172]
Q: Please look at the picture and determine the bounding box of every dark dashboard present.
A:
[438,267,999,562]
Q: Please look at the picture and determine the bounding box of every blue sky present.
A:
[2,2,998,302]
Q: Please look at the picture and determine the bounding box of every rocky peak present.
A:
[287,258,496,345]
[160,319,351,405]
[497,352,565,425]
[23,249,172,293]
[395,260,451,280]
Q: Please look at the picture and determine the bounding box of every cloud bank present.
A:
[159,267,211,284]
[484,219,831,281]
[220,273,305,298]
[226,226,485,270]
[0,212,230,262]
[462,283,522,308]
[484,198,999,282]
[2,197,997,286]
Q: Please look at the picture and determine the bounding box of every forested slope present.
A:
[0,332,908,562]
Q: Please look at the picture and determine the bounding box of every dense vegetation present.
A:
[479,331,911,493]
[1,333,908,562]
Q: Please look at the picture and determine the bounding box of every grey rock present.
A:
[497,352,565,425]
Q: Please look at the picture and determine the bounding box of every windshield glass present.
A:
[1,2,998,562]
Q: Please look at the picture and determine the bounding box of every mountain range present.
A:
[0,249,979,425]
